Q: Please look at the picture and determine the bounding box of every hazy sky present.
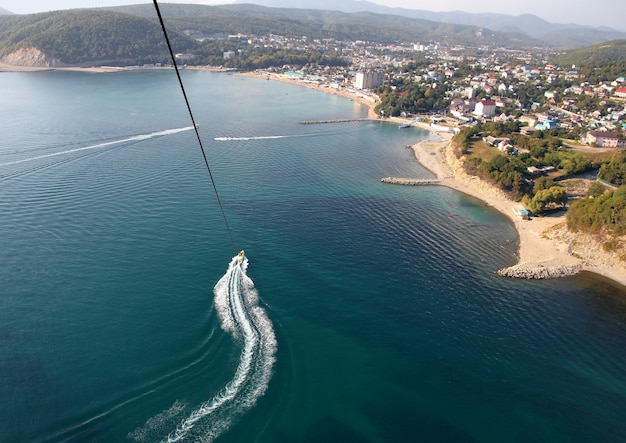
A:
[2,0,625,31]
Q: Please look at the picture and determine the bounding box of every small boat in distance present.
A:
[237,250,245,263]
[399,123,411,129]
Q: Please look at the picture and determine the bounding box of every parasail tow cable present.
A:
[152,0,235,248]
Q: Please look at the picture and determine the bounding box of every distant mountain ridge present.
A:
[236,0,626,48]
[1,3,623,68]
[0,7,15,15]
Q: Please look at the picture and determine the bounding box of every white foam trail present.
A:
[0,127,194,166]
[213,135,290,141]
[165,255,276,442]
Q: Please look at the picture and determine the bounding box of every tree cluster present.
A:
[196,46,348,70]
[374,81,449,116]
[454,122,600,205]
[523,186,568,215]
[567,185,626,235]
[598,150,626,186]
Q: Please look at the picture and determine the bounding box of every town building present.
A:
[354,70,384,89]
[585,131,626,148]
[473,100,496,117]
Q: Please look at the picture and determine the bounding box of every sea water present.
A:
[1,70,625,442]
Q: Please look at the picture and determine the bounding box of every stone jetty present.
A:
[497,263,582,279]
[380,177,440,186]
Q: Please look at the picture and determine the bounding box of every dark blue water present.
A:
[1,70,625,442]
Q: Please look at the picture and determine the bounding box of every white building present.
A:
[354,70,384,90]
[473,100,496,117]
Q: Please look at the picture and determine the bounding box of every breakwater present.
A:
[497,263,582,279]
[299,118,370,124]
[380,177,440,186]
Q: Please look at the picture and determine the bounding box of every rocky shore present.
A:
[380,177,440,185]
[497,263,583,279]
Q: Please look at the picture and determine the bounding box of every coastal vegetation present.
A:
[452,123,626,214]
[374,80,449,116]
[567,185,626,236]
[598,150,626,185]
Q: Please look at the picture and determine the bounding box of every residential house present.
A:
[536,120,557,130]
[473,100,496,117]
[585,131,626,148]
[519,115,538,127]
[527,166,555,175]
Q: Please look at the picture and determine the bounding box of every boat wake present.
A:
[131,254,276,442]
[0,127,194,167]
[213,135,293,141]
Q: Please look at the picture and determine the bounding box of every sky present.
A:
[2,0,625,31]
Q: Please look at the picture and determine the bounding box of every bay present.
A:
[1,70,625,442]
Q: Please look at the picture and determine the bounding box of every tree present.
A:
[524,186,568,215]
[587,181,607,198]
[533,176,556,194]
[599,151,626,186]
[567,186,626,235]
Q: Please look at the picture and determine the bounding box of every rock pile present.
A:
[380,177,440,185]
[497,263,582,279]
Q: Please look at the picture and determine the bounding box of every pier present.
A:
[380,177,440,186]
[299,118,370,124]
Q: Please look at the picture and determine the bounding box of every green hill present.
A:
[0,4,545,67]
[0,9,196,66]
[112,3,539,48]
[554,39,626,65]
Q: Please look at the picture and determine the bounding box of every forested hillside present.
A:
[111,3,536,47]
[0,10,196,66]
[554,39,626,65]
[0,4,540,67]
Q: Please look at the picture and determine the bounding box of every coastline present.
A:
[236,71,626,288]
[236,70,379,118]
[410,137,626,288]
[4,63,625,288]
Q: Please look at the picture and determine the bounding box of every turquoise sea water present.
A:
[1,70,626,442]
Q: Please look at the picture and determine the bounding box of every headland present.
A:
[410,131,626,288]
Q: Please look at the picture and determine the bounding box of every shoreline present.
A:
[4,63,625,288]
[410,138,626,288]
[236,71,626,288]
[236,70,380,118]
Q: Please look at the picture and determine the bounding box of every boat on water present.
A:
[399,123,411,128]
[237,250,245,263]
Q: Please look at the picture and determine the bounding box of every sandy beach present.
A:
[410,137,626,287]
[237,71,380,118]
[3,62,625,287]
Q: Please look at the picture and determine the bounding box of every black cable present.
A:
[152,0,235,248]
